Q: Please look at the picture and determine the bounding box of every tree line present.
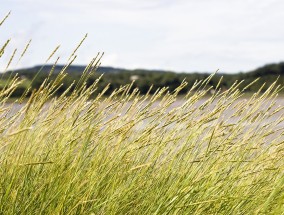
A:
[2,62,284,97]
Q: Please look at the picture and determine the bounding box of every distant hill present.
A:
[11,65,127,74]
[3,62,284,97]
[9,61,284,77]
[246,62,284,77]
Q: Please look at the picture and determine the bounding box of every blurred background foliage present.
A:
[2,62,284,97]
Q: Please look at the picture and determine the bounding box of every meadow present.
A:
[1,13,284,214]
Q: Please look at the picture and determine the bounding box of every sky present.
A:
[1,0,284,73]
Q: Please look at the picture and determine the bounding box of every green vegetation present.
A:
[3,62,284,97]
[1,13,284,214]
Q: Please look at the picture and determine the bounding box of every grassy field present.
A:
[1,13,284,215]
[0,71,284,214]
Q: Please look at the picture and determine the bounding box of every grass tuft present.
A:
[0,13,284,215]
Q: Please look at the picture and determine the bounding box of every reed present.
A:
[0,13,284,214]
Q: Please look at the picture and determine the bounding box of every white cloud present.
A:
[1,0,284,72]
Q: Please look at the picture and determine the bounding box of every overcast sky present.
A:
[1,0,284,73]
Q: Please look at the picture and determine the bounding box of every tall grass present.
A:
[1,13,284,214]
